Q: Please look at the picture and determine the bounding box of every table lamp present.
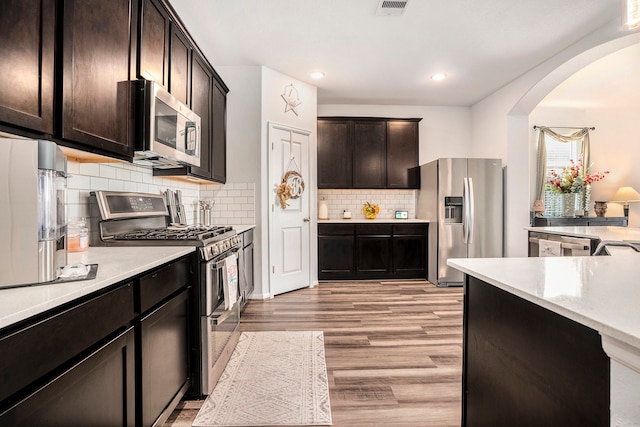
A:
[609,186,640,218]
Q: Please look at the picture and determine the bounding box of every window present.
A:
[543,135,583,216]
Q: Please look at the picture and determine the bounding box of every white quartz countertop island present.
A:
[448,255,640,361]
[0,246,195,330]
[448,254,640,424]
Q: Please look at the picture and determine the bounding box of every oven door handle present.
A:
[210,304,238,325]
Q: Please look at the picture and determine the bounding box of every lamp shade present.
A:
[610,186,640,204]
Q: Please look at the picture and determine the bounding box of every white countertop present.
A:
[448,255,640,368]
[0,246,195,330]
[233,224,256,234]
[318,218,430,224]
[526,225,640,242]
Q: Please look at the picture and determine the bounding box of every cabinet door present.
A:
[318,235,355,279]
[190,53,213,179]
[169,25,191,105]
[393,235,426,277]
[317,120,351,188]
[0,0,54,134]
[356,235,392,276]
[140,288,190,427]
[387,120,419,188]
[0,327,136,427]
[211,77,228,183]
[61,0,136,159]
[353,120,386,188]
[139,0,170,86]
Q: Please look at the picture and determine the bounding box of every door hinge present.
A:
[271,142,274,150]
[272,266,275,273]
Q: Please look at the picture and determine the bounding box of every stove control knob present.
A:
[211,245,219,256]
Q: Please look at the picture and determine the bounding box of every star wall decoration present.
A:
[281,83,301,116]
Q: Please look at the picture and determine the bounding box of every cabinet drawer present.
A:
[356,224,392,235]
[318,224,354,236]
[393,224,427,235]
[0,283,134,403]
[139,256,191,313]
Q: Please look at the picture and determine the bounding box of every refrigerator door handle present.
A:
[468,177,475,244]
[463,177,469,244]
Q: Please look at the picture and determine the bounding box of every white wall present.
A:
[318,104,472,164]
[471,21,640,256]
[215,65,318,298]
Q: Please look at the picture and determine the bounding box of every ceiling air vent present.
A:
[375,0,409,16]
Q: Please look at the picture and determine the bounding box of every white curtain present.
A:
[535,126,591,200]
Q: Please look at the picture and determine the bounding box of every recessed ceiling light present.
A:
[310,71,325,79]
[431,73,447,81]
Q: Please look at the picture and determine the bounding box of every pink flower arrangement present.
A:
[547,155,609,194]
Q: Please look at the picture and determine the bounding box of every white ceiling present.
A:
[169,0,627,107]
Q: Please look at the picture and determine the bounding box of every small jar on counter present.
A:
[68,217,89,252]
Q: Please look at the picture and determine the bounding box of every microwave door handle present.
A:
[185,121,197,155]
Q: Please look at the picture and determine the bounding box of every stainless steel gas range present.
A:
[90,190,242,397]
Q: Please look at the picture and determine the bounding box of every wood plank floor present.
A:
[164,280,463,427]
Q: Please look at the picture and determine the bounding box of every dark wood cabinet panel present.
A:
[61,0,137,158]
[319,223,427,280]
[211,77,228,183]
[139,0,170,87]
[0,328,136,427]
[387,120,420,188]
[140,288,190,427]
[0,0,55,135]
[169,26,191,105]
[356,235,392,276]
[0,282,135,404]
[189,53,213,179]
[318,117,421,189]
[317,120,352,188]
[463,276,609,426]
[353,120,386,188]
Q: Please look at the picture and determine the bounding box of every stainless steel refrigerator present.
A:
[417,158,503,287]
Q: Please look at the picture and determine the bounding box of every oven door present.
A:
[200,248,241,394]
[201,300,240,395]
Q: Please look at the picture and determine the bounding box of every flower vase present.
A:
[562,193,577,217]
[582,184,591,216]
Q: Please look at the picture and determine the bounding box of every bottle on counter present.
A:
[68,217,89,252]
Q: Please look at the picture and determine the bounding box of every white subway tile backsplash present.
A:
[318,189,416,220]
[65,158,256,235]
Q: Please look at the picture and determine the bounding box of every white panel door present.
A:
[268,123,310,296]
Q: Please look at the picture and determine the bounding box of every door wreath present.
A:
[276,156,305,209]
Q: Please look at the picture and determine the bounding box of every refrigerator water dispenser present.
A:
[444,197,463,223]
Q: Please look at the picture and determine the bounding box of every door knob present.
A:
[303,217,310,222]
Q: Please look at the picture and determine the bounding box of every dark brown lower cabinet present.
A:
[318,223,427,280]
[139,288,190,427]
[318,224,355,278]
[463,276,609,426]
[356,224,392,276]
[0,327,136,426]
[0,255,194,427]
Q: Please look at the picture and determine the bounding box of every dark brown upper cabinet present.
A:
[387,120,420,188]
[0,0,55,135]
[189,52,213,179]
[211,76,228,183]
[139,0,170,87]
[60,0,138,159]
[317,119,352,188]
[169,26,191,106]
[317,117,421,189]
[353,120,386,188]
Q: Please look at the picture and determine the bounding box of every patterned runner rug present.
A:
[193,331,332,426]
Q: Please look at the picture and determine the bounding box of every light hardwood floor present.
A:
[164,280,464,427]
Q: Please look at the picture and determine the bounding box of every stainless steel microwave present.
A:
[134,80,201,168]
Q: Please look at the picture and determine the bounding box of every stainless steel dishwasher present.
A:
[528,231,594,257]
